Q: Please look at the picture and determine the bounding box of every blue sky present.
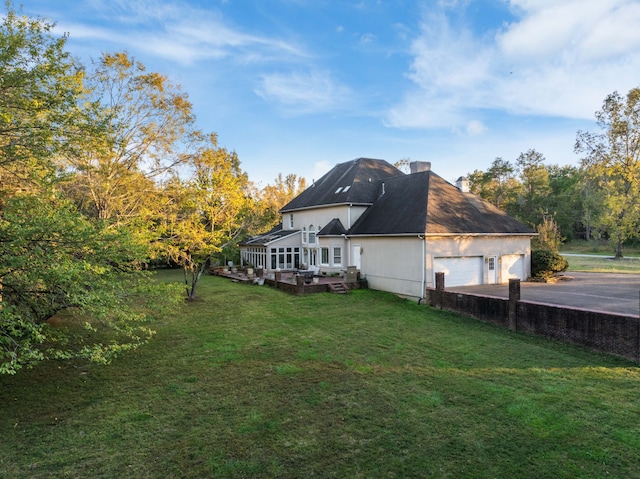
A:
[18,0,640,186]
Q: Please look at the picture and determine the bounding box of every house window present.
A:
[289,214,294,228]
[270,248,277,269]
[308,225,316,244]
[302,227,307,244]
[332,247,342,266]
[321,247,330,265]
[294,247,301,269]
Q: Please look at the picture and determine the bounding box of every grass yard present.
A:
[563,254,640,274]
[561,239,640,256]
[1,270,639,478]
[561,240,640,273]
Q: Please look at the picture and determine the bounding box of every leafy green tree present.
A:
[575,87,640,258]
[0,4,181,374]
[546,165,583,241]
[512,149,551,225]
[469,158,519,210]
[579,174,606,242]
[0,194,180,374]
[159,135,255,299]
[0,2,83,198]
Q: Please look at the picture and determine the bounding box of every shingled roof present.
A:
[280,158,403,212]
[348,170,534,236]
[318,218,348,236]
[238,224,299,246]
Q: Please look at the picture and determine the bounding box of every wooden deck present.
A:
[209,267,366,295]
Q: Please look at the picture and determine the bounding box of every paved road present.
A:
[448,272,640,317]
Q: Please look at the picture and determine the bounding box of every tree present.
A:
[260,173,307,229]
[546,165,583,241]
[0,1,83,199]
[0,194,181,374]
[159,135,255,300]
[532,215,564,252]
[0,4,181,374]
[512,149,551,226]
[61,51,200,224]
[575,87,640,258]
[394,157,412,173]
[468,158,519,210]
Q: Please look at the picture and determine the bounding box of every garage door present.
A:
[501,254,524,282]
[433,256,483,287]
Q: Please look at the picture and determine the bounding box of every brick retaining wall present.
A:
[426,276,640,363]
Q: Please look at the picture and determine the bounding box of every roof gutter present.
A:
[281,202,372,214]
[344,232,536,239]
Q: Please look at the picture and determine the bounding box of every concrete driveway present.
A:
[448,272,640,317]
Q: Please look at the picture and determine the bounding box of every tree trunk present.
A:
[614,237,624,259]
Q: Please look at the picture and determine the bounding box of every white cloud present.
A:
[255,71,353,115]
[67,0,305,65]
[387,0,640,130]
[359,33,376,44]
[466,120,487,136]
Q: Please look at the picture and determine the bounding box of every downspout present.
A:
[342,234,350,266]
[420,235,426,300]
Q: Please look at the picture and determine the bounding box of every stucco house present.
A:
[239,158,535,298]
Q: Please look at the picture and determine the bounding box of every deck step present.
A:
[328,282,349,294]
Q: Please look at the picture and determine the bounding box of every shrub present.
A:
[532,216,564,252]
[531,249,568,279]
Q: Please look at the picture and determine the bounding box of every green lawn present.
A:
[563,254,640,274]
[1,270,639,478]
[561,239,640,256]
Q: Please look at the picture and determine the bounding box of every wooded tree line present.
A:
[467,85,640,259]
[0,4,304,373]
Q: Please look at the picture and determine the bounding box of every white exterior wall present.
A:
[425,235,531,288]
[351,234,531,298]
[282,204,369,232]
[280,204,370,275]
[317,236,348,274]
[357,236,426,298]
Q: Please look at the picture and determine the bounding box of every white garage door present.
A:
[433,256,484,287]
[501,254,524,282]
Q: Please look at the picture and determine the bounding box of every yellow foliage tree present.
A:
[159,135,256,299]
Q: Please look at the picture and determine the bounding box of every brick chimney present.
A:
[409,161,431,174]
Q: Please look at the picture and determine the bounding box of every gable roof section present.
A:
[280,158,404,212]
[318,218,347,236]
[349,170,534,236]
